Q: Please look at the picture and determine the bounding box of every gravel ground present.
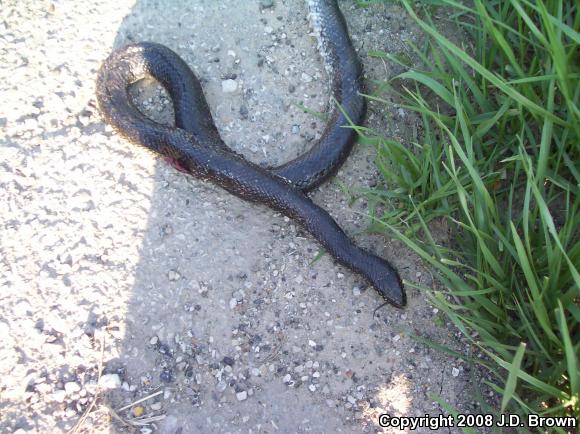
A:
[1,1,482,433]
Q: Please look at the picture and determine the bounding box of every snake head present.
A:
[368,263,406,308]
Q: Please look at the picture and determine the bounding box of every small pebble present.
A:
[236,390,248,401]
[98,374,121,390]
[216,381,227,392]
[222,79,238,93]
[52,390,66,403]
[64,382,80,394]
[167,270,180,281]
[159,368,174,383]
[133,405,144,417]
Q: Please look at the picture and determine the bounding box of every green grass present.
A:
[360,0,579,423]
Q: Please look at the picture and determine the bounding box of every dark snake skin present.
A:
[96,0,406,307]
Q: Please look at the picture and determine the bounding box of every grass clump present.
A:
[361,0,579,421]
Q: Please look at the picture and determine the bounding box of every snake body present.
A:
[96,0,406,307]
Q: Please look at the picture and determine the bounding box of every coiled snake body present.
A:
[96,0,406,307]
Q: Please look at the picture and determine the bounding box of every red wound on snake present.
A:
[164,156,190,173]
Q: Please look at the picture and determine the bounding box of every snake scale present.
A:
[96,0,406,307]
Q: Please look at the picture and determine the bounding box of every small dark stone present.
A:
[158,343,172,357]
[184,365,194,378]
[239,105,249,119]
[160,367,174,383]
[222,356,235,366]
[190,390,201,406]
[260,0,274,9]
[288,84,296,93]
[249,334,262,344]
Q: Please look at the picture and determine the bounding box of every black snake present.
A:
[96,0,406,307]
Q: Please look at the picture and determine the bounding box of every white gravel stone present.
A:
[98,374,122,390]
[52,390,66,403]
[236,390,248,401]
[168,270,180,281]
[64,382,81,394]
[222,79,238,93]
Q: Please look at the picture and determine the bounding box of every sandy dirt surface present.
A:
[1,1,481,433]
